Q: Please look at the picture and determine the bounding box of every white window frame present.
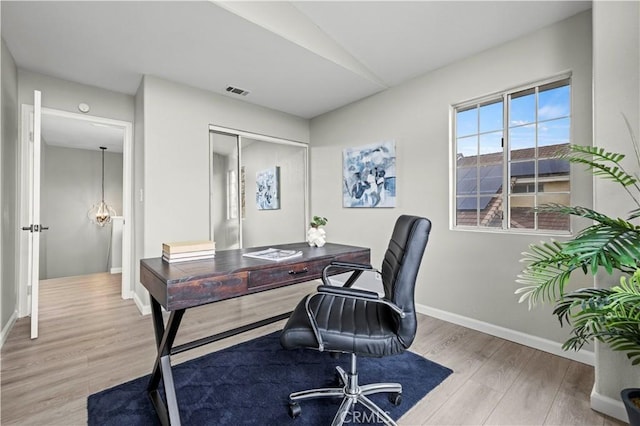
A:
[450,73,573,235]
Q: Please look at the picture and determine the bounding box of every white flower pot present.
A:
[306,227,326,247]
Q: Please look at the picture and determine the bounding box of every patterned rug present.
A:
[88,331,452,425]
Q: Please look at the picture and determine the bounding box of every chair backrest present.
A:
[381,215,432,348]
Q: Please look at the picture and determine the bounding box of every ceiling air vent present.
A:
[226,86,250,96]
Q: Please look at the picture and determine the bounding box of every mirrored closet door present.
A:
[209,127,308,250]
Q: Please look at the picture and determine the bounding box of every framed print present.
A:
[343,141,396,208]
[256,166,280,210]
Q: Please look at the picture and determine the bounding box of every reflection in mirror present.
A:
[240,138,307,248]
[210,132,240,250]
[210,130,308,250]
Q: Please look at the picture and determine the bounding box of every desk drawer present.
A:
[248,259,327,291]
[167,272,248,310]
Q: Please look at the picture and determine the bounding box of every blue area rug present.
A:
[87,331,452,425]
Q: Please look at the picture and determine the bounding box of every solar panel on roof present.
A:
[457,164,503,209]
[510,161,535,177]
[457,197,477,210]
[539,159,569,175]
[480,176,503,194]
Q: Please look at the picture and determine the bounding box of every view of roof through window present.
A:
[454,78,571,232]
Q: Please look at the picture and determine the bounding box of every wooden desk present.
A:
[140,242,370,425]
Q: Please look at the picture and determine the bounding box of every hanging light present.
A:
[88,146,116,226]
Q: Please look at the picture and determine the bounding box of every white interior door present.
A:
[28,90,42,339]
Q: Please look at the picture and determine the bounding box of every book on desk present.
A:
[162,240,215,263]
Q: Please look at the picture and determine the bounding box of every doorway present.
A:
[18,106,133,319]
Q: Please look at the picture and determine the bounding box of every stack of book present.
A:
[162,240,215,263]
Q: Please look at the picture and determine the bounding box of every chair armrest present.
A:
[322,261,379,287]
[316,284,379,300]
[327,261,374,271]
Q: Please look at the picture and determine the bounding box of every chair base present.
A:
[288,354,402,426]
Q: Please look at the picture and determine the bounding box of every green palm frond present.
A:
[629,208,640,220]
[515,240,579,307]
[561,145,637,187]
[560,144,640,208]
[551,272,640,364]
[565,222,640,274]
[516,214,640,307]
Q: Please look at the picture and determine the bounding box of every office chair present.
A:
[280,215,431,426]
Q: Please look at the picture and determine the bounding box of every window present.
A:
[453,76,571,232]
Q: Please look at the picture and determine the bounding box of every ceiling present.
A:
[41,114,125,153]
[2,1,591,148]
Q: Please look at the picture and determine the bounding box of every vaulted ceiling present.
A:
[2,1,591,121]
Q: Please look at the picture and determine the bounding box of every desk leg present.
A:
[342,270,363,288]
[147,300,185,426]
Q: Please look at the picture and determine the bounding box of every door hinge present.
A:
[27,286,32,295]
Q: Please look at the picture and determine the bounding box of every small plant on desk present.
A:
[308,216,328,247]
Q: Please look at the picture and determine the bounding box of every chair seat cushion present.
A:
[280,292,408,357]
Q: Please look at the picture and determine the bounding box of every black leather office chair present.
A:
[280,215,431,426]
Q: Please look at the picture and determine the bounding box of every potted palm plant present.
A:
[515,117,640,424]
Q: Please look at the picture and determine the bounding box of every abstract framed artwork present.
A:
[256,166,280,210]
[343,141,396,208]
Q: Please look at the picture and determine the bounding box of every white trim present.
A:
[208,124,307,147]
[0,311,18,348]
[17,106,134,317]
[110,267,122,274]
[591,385,627,423]
[417,303,595,366]
[133,292,151,316]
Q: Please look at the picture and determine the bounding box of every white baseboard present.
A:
[110,267,122,274]
[0,311,18,349]
[133,292,151,316]
[417,303,595,366]
[591,385,627,423]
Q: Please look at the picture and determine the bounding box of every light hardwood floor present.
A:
[0,273,626,425]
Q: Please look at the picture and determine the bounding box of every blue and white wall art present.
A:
[256,166,280,210]
[343,141,396,208]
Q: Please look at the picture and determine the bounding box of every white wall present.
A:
[40,145,123,279]
[133,79,146,311]
[134,75,309,306]
[310,11,594,351]
[591,0,640,421]
[1,37,20,342]
[18,69,134,122]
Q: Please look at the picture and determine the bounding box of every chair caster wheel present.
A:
[389,392,402,406]
[288,401,301,418]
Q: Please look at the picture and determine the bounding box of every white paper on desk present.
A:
[242,248,303,261]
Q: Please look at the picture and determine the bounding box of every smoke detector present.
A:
[226,86,250,96]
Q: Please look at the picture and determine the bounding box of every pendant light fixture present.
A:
[88,146,116,226]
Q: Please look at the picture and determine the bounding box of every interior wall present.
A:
[40,144,123,279]
[133,78,146,310]
[591,0,640,419]
[1,37,19,338]
[309,11,594,347]
[136,75,309,305]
